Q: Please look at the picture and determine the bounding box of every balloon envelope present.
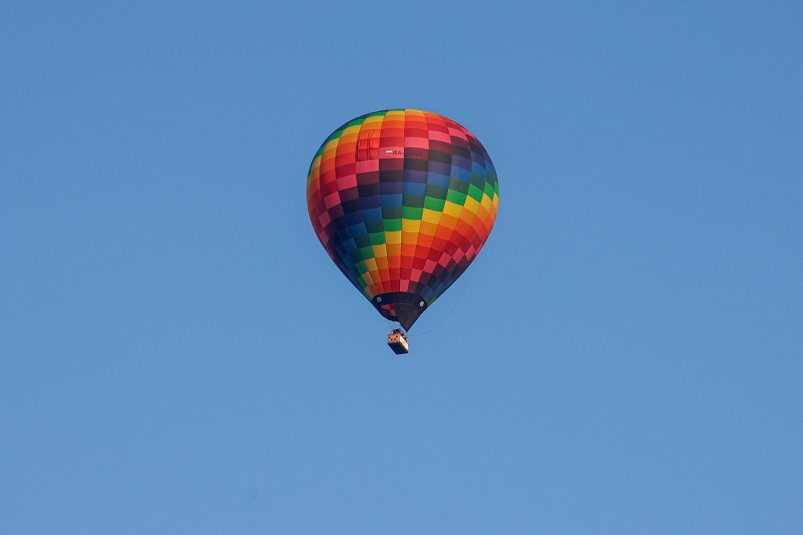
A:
[306,109,499,330]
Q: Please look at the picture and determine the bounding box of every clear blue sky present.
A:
[2,1,801,533]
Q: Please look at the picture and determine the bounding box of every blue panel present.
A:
[426,172,450,188]
[427,161,450,176]
[349,222,368,236]
[451,155,472,171]
[380,193,403,206]
[451,165,471,182]
[336,228,353,245]
[403,181,427,195]
[403,169,427,183]
[379,182,404,195]
[362,207,383,221]
[471,151,486,165]
[361,197,382,210]
[345,210,364,225]
[343,237,358,253]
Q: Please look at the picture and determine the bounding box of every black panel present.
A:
[371,292,428,331]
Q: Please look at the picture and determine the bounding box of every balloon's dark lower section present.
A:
[371,292,428,331]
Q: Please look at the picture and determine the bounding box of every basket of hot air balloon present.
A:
[306,109,499,353]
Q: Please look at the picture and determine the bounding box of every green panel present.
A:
[470,174,486,190]
[424,197,446,211]
[382,206,403,219]
[383,218,402,232]
[403,206,423,220]
[448,177,470,194]
[402,194,425,208]
[345,117,366,128]
[483,182,495,198]
[356,261,368,274]
[359,246,374,259]
[324,129,344,145]
[354,234,371,249]
[369,232,386,245]
[467,184,484,203]
[446,189,467,206]
[486,170,498,187]
[425,184,448,199]
[365,220,384,234]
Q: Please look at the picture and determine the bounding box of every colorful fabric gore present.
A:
[306,109,499,330]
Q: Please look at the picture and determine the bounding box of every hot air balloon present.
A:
[306,109,499,353]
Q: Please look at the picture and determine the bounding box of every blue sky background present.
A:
[2,1,801,533]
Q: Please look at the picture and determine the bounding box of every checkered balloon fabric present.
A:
[306,109,499,330]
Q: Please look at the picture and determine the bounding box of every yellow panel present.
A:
[463,196,480,214]
[402,219,421,233]
[443,201,463,218]
[306,157,322,185]
[372,244,388,258]
[385,231,402,245]
[342,124,362,136]
[364,258,378,272]
[481,194,492,213]
[422,208,442,224]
